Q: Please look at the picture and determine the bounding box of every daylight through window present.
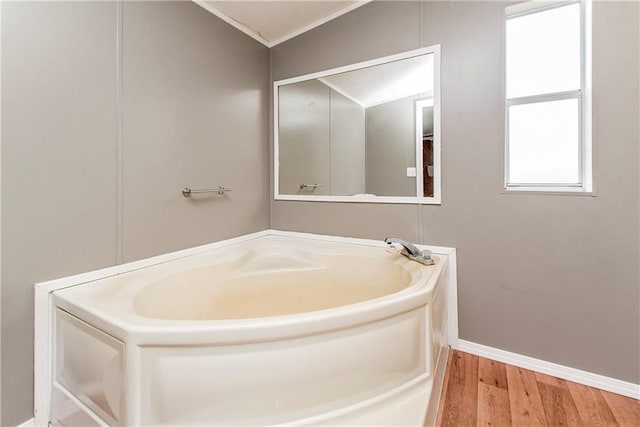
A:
[505,0,591,191]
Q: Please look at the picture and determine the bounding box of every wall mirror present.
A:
[274,46,441,204]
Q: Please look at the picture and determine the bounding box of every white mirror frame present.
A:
[274,45,441,204]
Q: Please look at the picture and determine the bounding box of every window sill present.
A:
[503,187,595,196]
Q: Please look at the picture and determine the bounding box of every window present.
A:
[505,0,591,192]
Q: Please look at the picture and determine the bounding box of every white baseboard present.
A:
[16,418,34,427]
[457,339,640,400]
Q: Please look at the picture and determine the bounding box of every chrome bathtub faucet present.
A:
[384,237,435,266]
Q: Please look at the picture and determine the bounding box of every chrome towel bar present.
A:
[299,183,323,190]
[182,186,231,198]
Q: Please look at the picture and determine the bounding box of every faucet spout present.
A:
[384,237,435,266]
[384,237,422,257]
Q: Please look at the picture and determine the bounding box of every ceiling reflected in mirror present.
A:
[318,54,434,108]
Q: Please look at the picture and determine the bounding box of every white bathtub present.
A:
[35,230,457,426]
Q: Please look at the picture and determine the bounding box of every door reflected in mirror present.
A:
[274,46,441,204]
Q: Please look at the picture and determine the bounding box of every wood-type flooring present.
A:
[435,350,640,426]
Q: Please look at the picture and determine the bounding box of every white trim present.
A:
[0,0,3,421]
[432,47,442,204]
[582,0,593,193]
[273,79,280,202]
[275,46,438,88]
[502,188,595,196]
[0,0,3,423]
[192,0,370,48]
[445,251,459,348]
[506,0,578,18]
[273,45,442,205]
[33,285,51,426]
[16,418,35,427]
[456,339,640,400]
[273,194,442,205]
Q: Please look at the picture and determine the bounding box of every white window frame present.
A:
[504,0,592,194]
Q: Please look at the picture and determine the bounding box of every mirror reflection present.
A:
[275,47,440,204]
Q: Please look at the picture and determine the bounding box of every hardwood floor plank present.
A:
[438,351,479,427]
[437,351,636,427]
[537,381,583,426]
[479,357,509,390]
[599,389,640,426]
[566,381,618,426]
[477,382,512,426]
[505,365,548,426]
[535,371,568,389]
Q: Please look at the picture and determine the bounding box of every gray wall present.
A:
[1,1,269,424]
[121,2,269,262]
[278,80,365,196]
[2,3,119,425]
[330,90,365,196]
[365,95,419,196]
[271,0,640,384]
[278,80,331,195]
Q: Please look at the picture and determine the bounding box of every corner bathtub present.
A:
[35,231,456,426]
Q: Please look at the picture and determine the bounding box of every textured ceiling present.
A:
[195,1,369,47]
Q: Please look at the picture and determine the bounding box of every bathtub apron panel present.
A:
[140,309,425,424]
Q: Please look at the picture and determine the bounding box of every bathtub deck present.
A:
[435,350,640,427]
